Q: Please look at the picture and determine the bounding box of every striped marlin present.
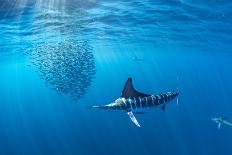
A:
[212,116,232,129]
[91,78,179,127]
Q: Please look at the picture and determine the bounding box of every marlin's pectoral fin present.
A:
[127,111,141,127]
[218,123,221,129]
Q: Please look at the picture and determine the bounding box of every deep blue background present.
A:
[0,0,232,154]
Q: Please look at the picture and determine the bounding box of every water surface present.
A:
[0,0,232,154]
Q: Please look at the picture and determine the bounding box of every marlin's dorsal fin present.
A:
[121,78,149,98]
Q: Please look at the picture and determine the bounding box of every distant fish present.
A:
[91,78,179,127]
[132,55,143,61]
[212,116,232,129]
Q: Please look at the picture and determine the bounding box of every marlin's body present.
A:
[91,78,179,127]
[212,116,232,129]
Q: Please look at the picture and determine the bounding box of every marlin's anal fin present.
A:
[127,111,141,127]
[218,123,221,129]
[121,78,149,98]
[161,105,166,111]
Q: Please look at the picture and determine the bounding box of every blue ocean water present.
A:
[1,0,232,154]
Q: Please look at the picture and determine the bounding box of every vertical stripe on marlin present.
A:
[145,97,149,108]
[151,95,155,107]
[139,97,142,108]
[129,97,135,110]
[171,93,175,99]
[154,96,158,106]
[121,98,125,106]
[169,93,172,99]
[152,95,158,107]
[163,94,167,102]
[157,95,161,105]
[133,97,138,109]
[123,98,128,109]
[154,95,158,106]
[128,97,133,110]
[147,96,153,107]
[168,92,172,101]
[160,94,164,104]
[122,98,129,109]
